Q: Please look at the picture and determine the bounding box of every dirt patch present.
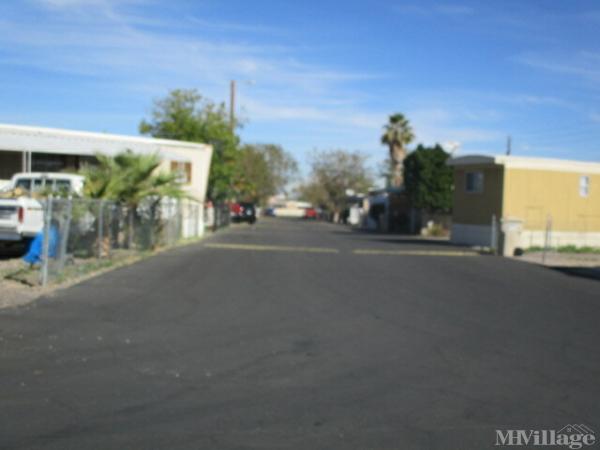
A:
[0,252,145,310]
[0,257,44,308]
[517,252,600,268]
[514,252,600,281]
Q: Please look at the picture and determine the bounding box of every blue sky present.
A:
[0,0,599,176]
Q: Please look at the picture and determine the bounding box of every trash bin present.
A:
[500,217,524,256]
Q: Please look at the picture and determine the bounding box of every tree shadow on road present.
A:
[549,266,600,282]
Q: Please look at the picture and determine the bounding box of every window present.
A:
[465,171,484,193]
[171,161,192,184]
[15,178,31,191]
[32,179,44,192]
[54,179,72,192]
[580,175,590,198]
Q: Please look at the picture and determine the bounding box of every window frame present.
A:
[465,171,484,194]
[170,161,192,185]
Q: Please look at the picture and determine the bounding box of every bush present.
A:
[425,223,447,237]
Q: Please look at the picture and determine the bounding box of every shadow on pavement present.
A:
[329,228,459,247]
[550,266,600,282]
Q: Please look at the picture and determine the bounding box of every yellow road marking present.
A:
[353,249,478,257]
[205,243,477,256]
[204,243,339,254]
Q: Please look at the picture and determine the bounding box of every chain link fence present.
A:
[487,213,600,258]
[37,198,205,285]
[204,201,231,231]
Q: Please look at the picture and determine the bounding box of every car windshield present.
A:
[14,179,31,191]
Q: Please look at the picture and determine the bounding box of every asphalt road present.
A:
[1,218,599,449]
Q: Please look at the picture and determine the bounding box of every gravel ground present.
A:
[0,257,45,309]
[514,251,600,280]
[517,251,600,267]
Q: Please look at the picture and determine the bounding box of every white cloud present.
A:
[434,4,474,16]
[239,96,385,130]
[6,1,519,165]
[187,16,283,35]
[394,3,474,17]
[35,0,106,6]
[0,9,373,96]
[514,51,600,85]
[404,106,504,147]
[508,94,572,108]
[2,1,394,165]
[33,0,141,8]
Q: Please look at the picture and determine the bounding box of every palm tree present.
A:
[81,150,191,249]
[381,113,414,187]
[82,151,188,206]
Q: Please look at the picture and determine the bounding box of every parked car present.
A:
[304,207,318,220]
[0,172,84,252]
[230,202,257,224]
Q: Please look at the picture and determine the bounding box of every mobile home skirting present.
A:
[519,230,600,248]
[451,223,600,248]
[450,223,492,247]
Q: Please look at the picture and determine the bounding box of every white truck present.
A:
[0,173,84,251]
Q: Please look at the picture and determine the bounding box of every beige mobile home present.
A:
[448,155,600,253]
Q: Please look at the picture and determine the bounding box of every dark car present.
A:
[230,202,256,224]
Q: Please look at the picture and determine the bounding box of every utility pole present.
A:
[229,80,236,130]
[506,135,512,155]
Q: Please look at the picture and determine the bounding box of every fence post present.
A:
[149,201,155,249]
[171,200,176,245]
[542,214,552,265]
[213,203,218,232]
[194,203,200,237]
[97,200,104,258]
[40,196,54,286]
[177,200,182,241]
[56,198,72,272]
[108,203,115,254]
[127,206,134,249]
[164,198,173,247]
[491,214,497,255]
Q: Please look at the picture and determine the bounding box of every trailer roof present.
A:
[0,123,210,162]
[448,154,600,174]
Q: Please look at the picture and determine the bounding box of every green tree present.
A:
[298,149,373,216]
[234,145,271,204]
[234,143,298,204]
[403,144,453,213]
[261,144,298,196]
[139,89,239,200]
[381,113,414,187]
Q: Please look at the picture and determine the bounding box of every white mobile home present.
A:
[0,123,213,237]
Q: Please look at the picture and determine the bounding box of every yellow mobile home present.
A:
[448,155,600,253]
